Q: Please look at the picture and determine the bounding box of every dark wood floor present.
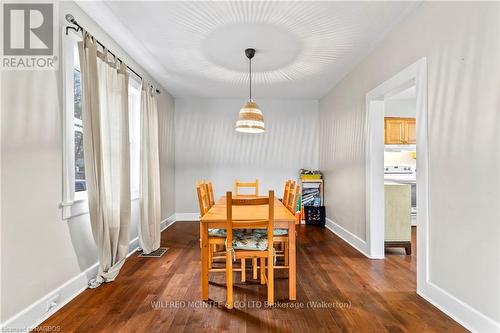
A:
[41,223,467,332]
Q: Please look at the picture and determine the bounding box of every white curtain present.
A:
[138,82,161,254]
[78,32,131,288]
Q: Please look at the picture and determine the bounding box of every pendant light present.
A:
[235,48,265,133]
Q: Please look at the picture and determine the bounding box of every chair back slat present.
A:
[232,197,269,206]
[282,180,291,203]
[234,179,259,196]
[286,184,300,213]
[284,181,296,208]
[207,182,215,207]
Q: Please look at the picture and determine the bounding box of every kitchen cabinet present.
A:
[384,117,416,144]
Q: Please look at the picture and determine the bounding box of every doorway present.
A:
[365,58,428,293]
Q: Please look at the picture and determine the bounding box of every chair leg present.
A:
[267,251,274,306]
[253,258,258,279]
[226,251,233,309]
[260,257,266,285]
[208,244,213,270]
[284,241,289,266]
[241,258,246,282]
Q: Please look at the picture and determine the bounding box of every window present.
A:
[62,30,142,219]
[73,48,86,193]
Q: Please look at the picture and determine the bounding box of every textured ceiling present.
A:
[77,1,419,98]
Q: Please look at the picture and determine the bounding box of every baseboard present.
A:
[325,217,369,258]
[0,261,99,331]
[0,214,177,331]
[160,213,177,231]
[174,213,199,221]
[418,282,500,333]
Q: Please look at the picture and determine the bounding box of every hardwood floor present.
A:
[40,223,467,332]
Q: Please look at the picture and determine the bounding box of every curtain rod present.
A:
[65,14,160,94]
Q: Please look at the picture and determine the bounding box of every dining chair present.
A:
[233,178,261,283]
[233,179,259,196]
[196,182,247,281]
[225,190,275,308]
[197,182,225,268]
[276,183,299,267]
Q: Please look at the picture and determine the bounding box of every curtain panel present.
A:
[78,32,131,288]
[139,83,161,254]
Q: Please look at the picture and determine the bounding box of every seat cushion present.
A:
[208,229,248,238]
[253,228,288,236]
[229,230,268,251]
[208,228,226,237]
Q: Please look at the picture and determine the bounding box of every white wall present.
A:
[385,98,416,118]
[175,98,318,213]
[158,92,176,217]
[0,1,175,326]
[319,1,499,327]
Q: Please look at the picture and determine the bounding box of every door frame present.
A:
[365,58,429,291]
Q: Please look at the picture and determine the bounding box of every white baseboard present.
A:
[325,217,369,258]
[0,214,177,331]
[0,263,98,331]
[174,213,199,221]
[418,282,500,333]
[160,213,177,231]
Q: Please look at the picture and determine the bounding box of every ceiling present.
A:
[77,1,419,99]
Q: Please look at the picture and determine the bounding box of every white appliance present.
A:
[384,165,417,222]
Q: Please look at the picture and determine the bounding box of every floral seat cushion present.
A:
[208,228,226,237]
[253,228,288,236]
[228,230,268,251]
[208,229,247,238]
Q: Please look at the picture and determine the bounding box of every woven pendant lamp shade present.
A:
[235,100,265,133]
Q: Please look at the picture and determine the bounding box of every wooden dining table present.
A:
[200,195,297,301]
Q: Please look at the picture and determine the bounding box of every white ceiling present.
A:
[77,1,419,99]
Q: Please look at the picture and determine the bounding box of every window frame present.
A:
[61,28,88,219]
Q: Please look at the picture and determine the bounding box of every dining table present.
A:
[199,195,297,301]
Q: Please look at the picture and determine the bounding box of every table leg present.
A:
[201,222,209,300]
[288,220,296,300]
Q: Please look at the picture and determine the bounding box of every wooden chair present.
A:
[273,182,299,267]
[234,179,259,196]
[225,190,275,308]
[233,178,261,282]
[196,182,247,281]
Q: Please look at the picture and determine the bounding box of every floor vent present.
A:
[139,247,168,258]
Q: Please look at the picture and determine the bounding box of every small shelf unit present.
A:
[299,178,324,221]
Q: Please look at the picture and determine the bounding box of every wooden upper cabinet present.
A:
[385,117,416,144]
[405,119,416,144]
[385,118,405,144]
